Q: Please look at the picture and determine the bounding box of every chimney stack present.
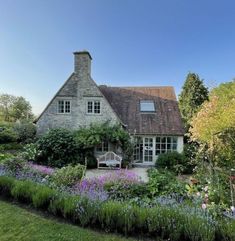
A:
[73,50,92,76]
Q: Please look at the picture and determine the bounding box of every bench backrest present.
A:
[97,151,122,162]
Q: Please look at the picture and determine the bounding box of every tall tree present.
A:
[0,94,16,121]
[178,73,209,130]
[11,96,34,121]
[0,94,34,122]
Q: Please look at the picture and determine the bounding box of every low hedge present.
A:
[0,176,234,241]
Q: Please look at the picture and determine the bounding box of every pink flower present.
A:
[202,203,207,209]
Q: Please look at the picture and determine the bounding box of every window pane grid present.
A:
[87,100,101,114]
[58,100,70,114]
[155,136,178,155]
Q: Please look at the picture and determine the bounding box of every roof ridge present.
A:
[99,85,174,88]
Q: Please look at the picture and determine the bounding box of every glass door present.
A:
[144,137,153,163]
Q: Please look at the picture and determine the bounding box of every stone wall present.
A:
[36,52,120,135]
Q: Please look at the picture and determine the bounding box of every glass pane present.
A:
[156,137,161,143]
[140,101,155,111]
[161,137,166,143]
[173,143,177,150]
[65,101,70,113]
[58,101,64,113]
[87,101,93,113]
[173,137,177,144]
[94,101,100,113]
[167,137,171,143]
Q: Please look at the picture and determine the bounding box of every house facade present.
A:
[36,51,185,165]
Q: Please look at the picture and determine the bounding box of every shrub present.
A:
[0,176,15,197]
[156,151,188,174]
[3,156,26,174]
[217,220,235,241]
[14,121,36,143]
[0,122,18,144]
[147,169,186,197]
[22,143,39,161]
[50,164,85,187]
[0,153,14,163]
[36,128,79,167]
[32,185,56,209]
[11,180,35,203]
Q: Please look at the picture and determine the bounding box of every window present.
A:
[155,136,177,155]
[96,141,109,152]
[58,100,71,114]
[140,100,155,112]
[87,100,101,114]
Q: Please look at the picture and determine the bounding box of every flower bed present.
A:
[1,175,235,241]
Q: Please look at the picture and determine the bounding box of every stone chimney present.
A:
[73,50,92,76]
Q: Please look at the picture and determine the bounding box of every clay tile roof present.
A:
[99,85,185,135]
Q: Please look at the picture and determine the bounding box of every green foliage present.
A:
[32,186,56,209]
[178,73,209,129]
[0,122,18,143]
[156,151,188,174]
[217,220,235,241]
[147,169,186,197]
[74,123,133,166]
[50,164,85,187]
[0,176,233,241]
[0,176,15,197]
[13,120,36,143]
[105,182,148,201]
[0,94,34,122]
[0,153,14,163]
[22,143,39,161]
[3,156,26,173]
[36,129,79,167]
[11,180,35,203]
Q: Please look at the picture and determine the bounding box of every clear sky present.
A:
[1,0,235,115]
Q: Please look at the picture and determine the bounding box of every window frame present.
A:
[86,100,101,115]
[140,100,155,112]
[155,136,178,155]
[57,100,71,114]
[95,141,109,153]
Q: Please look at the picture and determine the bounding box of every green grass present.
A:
[0,200,137,241]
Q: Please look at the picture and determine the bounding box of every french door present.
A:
[143,137,153,163]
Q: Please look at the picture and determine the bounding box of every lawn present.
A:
[0,200,136,241]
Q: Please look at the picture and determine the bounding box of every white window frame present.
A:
[86,100,101,114]
[57,100,71,114]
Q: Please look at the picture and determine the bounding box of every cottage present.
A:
[36,51,185,165]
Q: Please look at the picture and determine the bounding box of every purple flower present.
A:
[29,163,54,175]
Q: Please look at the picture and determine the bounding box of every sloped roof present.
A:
[99,86,185,135]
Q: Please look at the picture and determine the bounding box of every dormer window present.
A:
[58,100,71,114]
[140,100,155,112]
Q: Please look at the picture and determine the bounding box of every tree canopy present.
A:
[0,94,34,122]
[190,81,235,144]
[178,73,209,129]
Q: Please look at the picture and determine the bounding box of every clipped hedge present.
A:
[0,176,234,241]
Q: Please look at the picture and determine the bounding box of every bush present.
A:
[14,121,36,143]
[32,185,56,209]
[147,169,186,197]
[36,129,79,167]
[0,175,232,241]
[50,164,85,187]
[3,156,27,174]
[0,176,15,197]
[22,143,39,161]
[156,151,188,174]
[11,180,35,203]
[0,122,18,144]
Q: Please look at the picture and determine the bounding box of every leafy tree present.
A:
[11,96,34,121]
[0,94,16,121]
[178,73,209,129]
[0,94,34,122]
[190,81,235,167]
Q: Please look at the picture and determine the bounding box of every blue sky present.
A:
[1,0,235,115]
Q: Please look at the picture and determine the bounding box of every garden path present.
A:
[85,168,149,182]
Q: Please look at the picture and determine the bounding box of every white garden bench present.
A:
[97,151,122,169]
